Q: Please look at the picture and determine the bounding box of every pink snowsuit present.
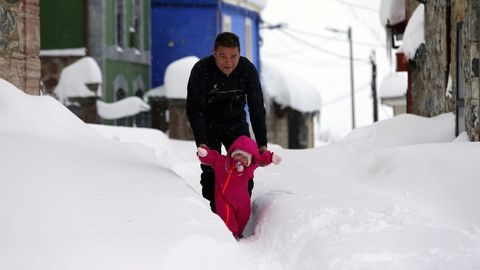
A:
[198,135,273,237]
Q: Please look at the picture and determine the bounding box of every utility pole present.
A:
[347,27,356,129]
[370,50,378,122]
[327,26,356,129]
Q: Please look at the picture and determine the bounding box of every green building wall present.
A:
[40,1,85,49]
[105,60,149,102]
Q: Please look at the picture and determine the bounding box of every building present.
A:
[381,0,480,140]
[150,0,264,87]
[150,0,265,140]
[379,72,408,116]
[0,0,40,95]
[261,61,322,149]
[40,0,151,126]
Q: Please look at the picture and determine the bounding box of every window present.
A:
[115,88,127,126]
[222,15,232,32]
[114,75,129,126]
[131,0,143,50]
[116,0,125,48]
[134,89,148,127]
[133,75,146,127]
[245,18,253,61]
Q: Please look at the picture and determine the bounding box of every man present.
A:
[186,32,268,212]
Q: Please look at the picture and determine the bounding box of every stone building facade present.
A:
[0,0,40,95]
[40,55,82,94]
[267,102,318,149]
[405,0,480,140]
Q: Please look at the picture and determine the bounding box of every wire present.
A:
[328,0,379,12]
[283,27,386,48]
[278,29,369,63]
[322,82,370,108]
[262,53,370,68]
[265,30,314,61]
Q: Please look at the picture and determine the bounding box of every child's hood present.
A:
[227,135,259,165]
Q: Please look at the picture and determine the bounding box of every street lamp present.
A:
[326,26,356,129]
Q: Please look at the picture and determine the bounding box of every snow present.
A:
[53,57,102,105]
[446,66,453,98]
[164,56,199,99]
[379,0,406,26]
[379,71,408,98]
[96,97,151,120]
[40,48,87,57]
[3,78,480,269]
[400,4,425,59]
[223,0,267,10]
[261,60,322,112]
[245,0,267,9]
[145,85,166,100]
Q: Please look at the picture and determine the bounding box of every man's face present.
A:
[213,46,240,75]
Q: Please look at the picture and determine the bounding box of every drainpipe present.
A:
[217,0,222,33]
[477,0,480,140]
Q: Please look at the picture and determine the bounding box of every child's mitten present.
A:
[272,153,282,165]
[259,151,282,166]
[197,147,208,157]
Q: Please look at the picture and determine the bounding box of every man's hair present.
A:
[214,32,240,51]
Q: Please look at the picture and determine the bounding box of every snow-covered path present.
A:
[2,81,480,269]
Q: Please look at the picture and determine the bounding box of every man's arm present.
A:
[244,61,268,148]
[186,63,208,146]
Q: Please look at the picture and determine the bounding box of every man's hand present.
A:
[199,144,208,149]
[258,146,268,166]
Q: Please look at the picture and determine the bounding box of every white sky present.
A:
[260,0,396,140]
[2,74,480,269]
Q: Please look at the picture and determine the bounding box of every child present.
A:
[196,135,281,239]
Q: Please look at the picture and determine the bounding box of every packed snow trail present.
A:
[90,115,480,270]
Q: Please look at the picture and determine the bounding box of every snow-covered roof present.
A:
[145,85,167,101]
[40,48,86,57]
[223,0,267,11]
[400,4,425,59]
[164,56,199,99]
[379,0,406,27]
[261,61,322,113]
[96,97,150,120]
[54,57,102,105]
[379,72,408,98]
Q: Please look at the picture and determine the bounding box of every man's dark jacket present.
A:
[186,55,267,147]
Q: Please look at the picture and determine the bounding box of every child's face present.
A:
[232,153,249,167]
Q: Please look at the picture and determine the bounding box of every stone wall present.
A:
[0,0,40,95]
[40,56,81,94]
[267,102,289,149]
[266,102,317,149]
[168,99,194,140]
